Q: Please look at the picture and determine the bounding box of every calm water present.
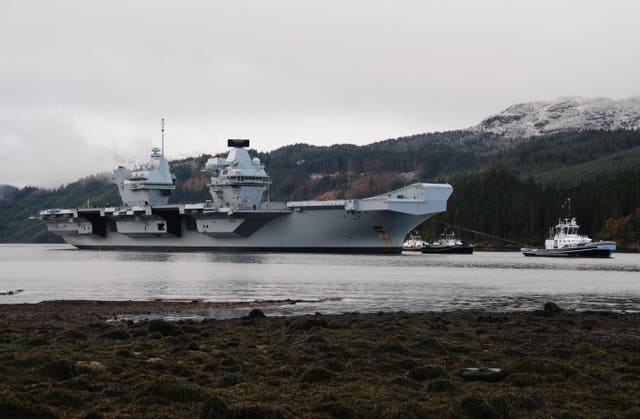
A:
[1,244,639,316]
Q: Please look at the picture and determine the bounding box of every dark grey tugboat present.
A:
[421,230,474,254]
[521,217,616,258]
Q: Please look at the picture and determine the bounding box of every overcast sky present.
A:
[1,0,639,187]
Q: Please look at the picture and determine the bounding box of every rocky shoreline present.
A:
[0,299,303,327]
[1,300,639,418]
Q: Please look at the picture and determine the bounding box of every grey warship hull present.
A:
[40,183,453,254]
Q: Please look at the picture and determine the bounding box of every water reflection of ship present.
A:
[421,229,474,254]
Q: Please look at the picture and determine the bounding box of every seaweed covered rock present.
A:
[137,379,209,404]
[408,365,448,381]
[287,317,329,331]
[427,378,458,393]
[299,367,335,383]
[315,401,356,419]
[452,395,499,419]
[25,336,50,346]
[381,401,435,419]
[248,308,266,318]
[534,300,567,317]
[544,301,564,314]
[147,319,180,336]
[0,398,58,419]
[388,376,422,390]
[507,357,578,379]
[227,402,293,419]
[373,342,410,355]
[41,358,77,380]
[201,395,230,419]
[103,329,130,340]
[505,372,542,387]
[412,337,447,355]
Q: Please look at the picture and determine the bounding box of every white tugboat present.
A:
[402,231,426,251]
[36,128,453,253]
[521,217,616,258]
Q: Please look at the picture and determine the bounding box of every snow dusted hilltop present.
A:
[471,97,640,138]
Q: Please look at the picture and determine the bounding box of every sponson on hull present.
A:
[37,137,453,253]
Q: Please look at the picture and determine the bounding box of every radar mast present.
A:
[161,118,165,157]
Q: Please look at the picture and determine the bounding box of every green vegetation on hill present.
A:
[256,141,477,201]
[167,155,211,204]
[0,176,119,243]
[1,129,639,248]
[601,208,640,251]
[482,130,640,187]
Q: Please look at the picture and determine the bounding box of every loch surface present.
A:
[1,244,639,316]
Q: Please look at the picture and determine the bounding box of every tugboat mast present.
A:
[562,197,571,218]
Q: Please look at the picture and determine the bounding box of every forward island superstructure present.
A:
[37,138,453,253]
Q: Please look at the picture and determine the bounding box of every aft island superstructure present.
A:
[37,139,453,253]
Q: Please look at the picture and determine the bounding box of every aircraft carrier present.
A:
[37,138,453,253]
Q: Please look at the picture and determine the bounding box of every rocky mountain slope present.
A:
[471,96,640,138]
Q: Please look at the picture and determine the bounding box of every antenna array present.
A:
[161,118,165,157]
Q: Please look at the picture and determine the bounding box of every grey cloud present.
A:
[1,0,639,186]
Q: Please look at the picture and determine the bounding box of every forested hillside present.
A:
[426,168,640,249]
[2,129,639,249]
[482,130,640,187]
[0,176,119,243]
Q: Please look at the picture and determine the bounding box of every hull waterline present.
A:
[521,242,616,258]
[421,244,474,254]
